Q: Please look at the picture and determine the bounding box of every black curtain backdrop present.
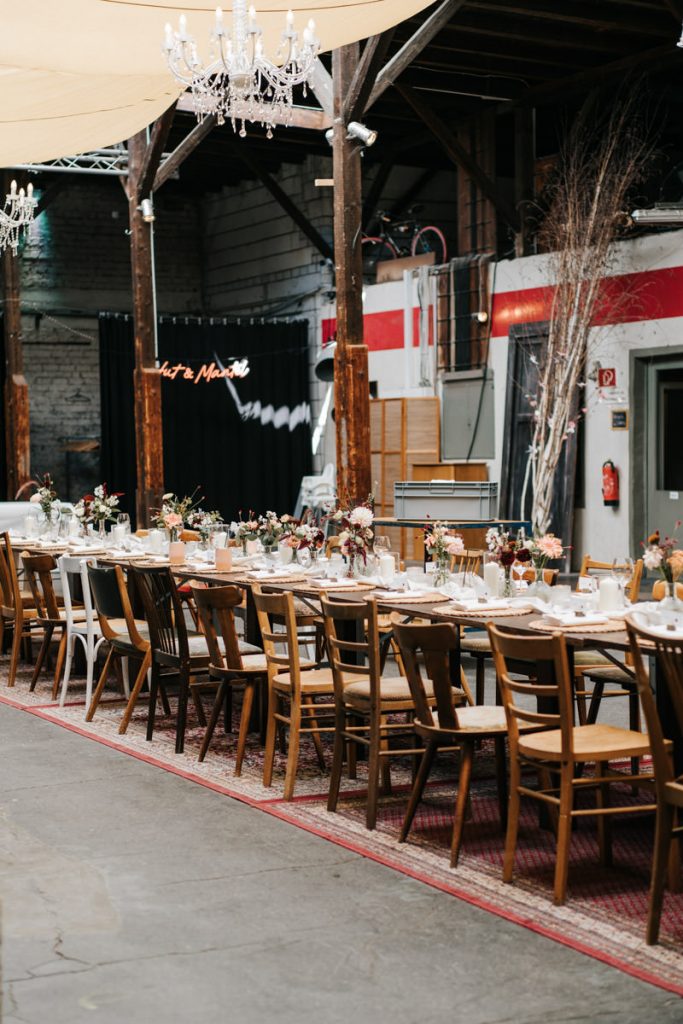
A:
[99,315,312,523]
[0,314,6,500]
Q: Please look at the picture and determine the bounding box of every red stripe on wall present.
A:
[322,264,683,351]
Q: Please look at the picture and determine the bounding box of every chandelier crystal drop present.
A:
[163,2,320,138]
[0,180,37,254]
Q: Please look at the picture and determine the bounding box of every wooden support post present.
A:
[332,45,371,507]
[127,131,164,526]
[514,107,535,257]
[2,233,30,498]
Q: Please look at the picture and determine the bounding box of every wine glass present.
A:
[117,512,131,536]
[374,535,391,555]
[612,558,634,601]
[298,546,312,570]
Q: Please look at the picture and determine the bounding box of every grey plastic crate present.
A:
[393,481,498,520]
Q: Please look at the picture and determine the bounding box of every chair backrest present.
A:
[450,548,483,575]
[192,585,244,671]
[325,535,342,558]
[0,532,19,617]
[252,585,303,698]
[59,555,97,634]
[320,596,382,707]
[132,566,188,661]
[487,624,573,753]
[578,555,643,603]
[87,563,146,648]
[652,579,683,601]
[21,552,60,620]
[392,619,460,730]
[626,617,683,791]
[180,528,200,542]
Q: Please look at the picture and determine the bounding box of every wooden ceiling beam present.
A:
[343,30,396,124]
[153,115,217,191]
[309,59,334,119]
[223,136,333,261]
[365,0,467,112]
[33,177,70,219]
[136,101,178,199]
[396,82,519,231]
[499,42,681,110]
[465,0,669,35]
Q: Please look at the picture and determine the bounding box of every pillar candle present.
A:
[598,576,621,612]
[215,547,233,571]
[484,561,500,598]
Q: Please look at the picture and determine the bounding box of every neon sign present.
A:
[159,358,250,383]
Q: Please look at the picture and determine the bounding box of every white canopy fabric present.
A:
[0,0,434,164]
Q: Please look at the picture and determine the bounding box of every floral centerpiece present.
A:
[29,473,59,521]
[153,490,202,542]
[486,527,531,597]
[289,522,325,558]
[529,533,564,577]
[329,501,374,578]
[74,483,122,536]
[186,508,223,546]
[231,512,260,555]
[642,525,683,603]
[424,522,465,586]
[256,511,287,554]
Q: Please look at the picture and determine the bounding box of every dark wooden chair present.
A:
[626,616,683,944]
[488,623,661,906]
[192,585,268,773]
[0,532,40,687]
[392,618,511,865]
[252,584,333,800]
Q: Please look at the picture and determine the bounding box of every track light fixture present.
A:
[325,122,378,148]
[138,198,155,223]
[631,204,683,224]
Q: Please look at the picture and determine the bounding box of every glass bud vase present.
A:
[502,566,514,598]
[659,580,682,611]
[98,519,107,539]
[434,554,451,587]
[348,553,366,579]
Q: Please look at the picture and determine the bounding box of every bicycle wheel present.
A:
[412,225,447,265]
[361,236,398,281]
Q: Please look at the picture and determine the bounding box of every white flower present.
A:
[349,506,374,529]
[445,534,465,555]
[29,493,40,503]
[643,546,663,571]
[338,530,349,544]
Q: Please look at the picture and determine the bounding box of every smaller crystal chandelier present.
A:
[163,2,320,139]
[1,180,36,254]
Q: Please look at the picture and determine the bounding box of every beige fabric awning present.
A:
[0,0,434,164]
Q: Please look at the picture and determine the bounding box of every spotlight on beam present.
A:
[138,198,155,223]
[315,342,336,381]
[325,123,378,148]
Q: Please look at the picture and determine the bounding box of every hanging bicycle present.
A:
[361,204,448,280]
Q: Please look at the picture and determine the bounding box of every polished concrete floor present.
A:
[0,701,681,1024]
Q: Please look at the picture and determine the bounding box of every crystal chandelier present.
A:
[1,180,36,255]
[163,2,320,138]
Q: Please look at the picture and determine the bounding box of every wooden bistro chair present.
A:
[322,599,471,831]
[488,623,661,906]
[575,556,644,729]
[626,616,683,944]
[252,584,334,801]
[86,564,151,730]
[392,619,513,865]
[192,585,268,773]
[21,551,84,698]
[460,567,559,705]
[0,533,41,687]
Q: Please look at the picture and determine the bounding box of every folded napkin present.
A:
[446,598,512,612]
[307,577,358,588]
[541,611,608,627]
[247,568,299,579]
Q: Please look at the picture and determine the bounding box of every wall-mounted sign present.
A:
[159,358,250,384]
[610,408,629,430]
[598,367,617,388]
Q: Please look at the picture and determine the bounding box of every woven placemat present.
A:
[439,604,534,619]
[371,591,451,604]
[241,572,310,584]
[528,617,626,634]
[296,580,376,593]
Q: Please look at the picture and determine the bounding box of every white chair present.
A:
[58,555,106,714]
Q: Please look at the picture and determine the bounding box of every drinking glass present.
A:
[298,547,312,570]
[117,512,131,537]
[374,535,391,555]
[612,558,633,601]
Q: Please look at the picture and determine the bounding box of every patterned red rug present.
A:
[2,655,682,997]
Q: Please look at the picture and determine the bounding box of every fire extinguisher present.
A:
[602,460,619,507]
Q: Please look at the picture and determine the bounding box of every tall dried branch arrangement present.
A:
[526,97,653,535]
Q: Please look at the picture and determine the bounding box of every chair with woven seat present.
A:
[0,532,41,687]
[488,623,661,906]
[626,615,683,944]
[252,584,334,800]
[192,584,268,773]
[322,598,468,830]
[86,564,150,728]
[21,551,86,698]
[392,618,525,865]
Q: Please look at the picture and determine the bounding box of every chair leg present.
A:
[629,688,641,778]
[347,713,358,779]
[262,686,278,788]
[190,683,207,727]
[503,755,522,883]
[198,683,225,762]
[118,652,151,734]
[83,636,96,715]
[51,629,67,700]
[29,625,52,692]
[647,801,675,945]
[595,760,612,868]
[86,647,114,721]
[327,707,346,813]
[586,677,605,725]
[459,666,475,707]
[493,735,508,832]
[379,714,392,796]
[175,665,190,754]
[283,705,301,801]
[303,699,326,772]
[7,620,23,687]
[574,675,588,726]
[400,738,438,842]
[450,739,474,868]
[235,682,255,777]
[475,656,485,705]
[366,718,381,831]
[553,766,574,905]
[60,632,76,707]
[146,664,160,742]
